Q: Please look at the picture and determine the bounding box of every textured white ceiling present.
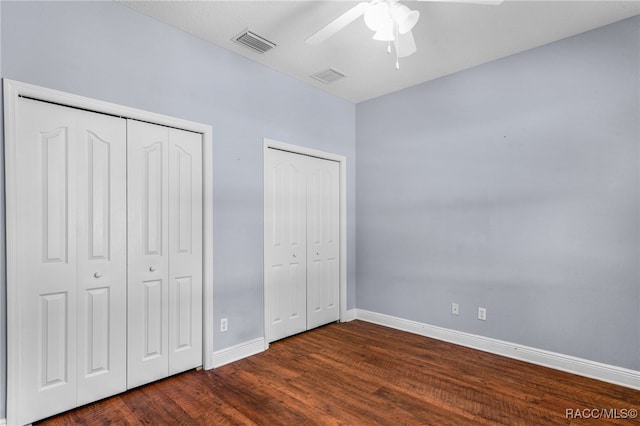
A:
[121,1,640,103]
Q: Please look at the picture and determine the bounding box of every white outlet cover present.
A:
[478,308,487,321]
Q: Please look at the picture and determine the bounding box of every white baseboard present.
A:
[355,309,640,390]
[341,308,357,322]
[0,418,5,425]
[212,337,266,368]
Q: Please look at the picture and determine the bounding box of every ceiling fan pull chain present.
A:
[395,22,400,70]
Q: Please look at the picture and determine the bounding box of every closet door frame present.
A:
[262,138,347,346]
[3,79,215,426]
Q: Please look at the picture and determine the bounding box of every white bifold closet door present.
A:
[127,120,203,389]
[12,98,203,425]
[305,155,340,329]
[15,98,127,424]
[265,148,339,343]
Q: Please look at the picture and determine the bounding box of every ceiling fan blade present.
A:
[416,0,504,5]
[305,2,369,45]
[396,30,417,58]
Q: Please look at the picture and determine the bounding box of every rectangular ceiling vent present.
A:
[311,68,347,85]
[233,29,276,54]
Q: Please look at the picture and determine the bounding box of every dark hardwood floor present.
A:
[36,320,640,425]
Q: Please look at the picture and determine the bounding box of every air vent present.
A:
[233,29,276,54]
[311,68,347,85]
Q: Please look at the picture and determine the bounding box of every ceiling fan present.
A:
[305,0,504,69]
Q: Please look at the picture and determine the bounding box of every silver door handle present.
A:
[93,272,102,278]
[316,252,320,256]
[149,266,156,272]
[293,254,297,258]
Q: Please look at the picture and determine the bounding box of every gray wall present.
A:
[356,16,639,370]
[0,1,356,418]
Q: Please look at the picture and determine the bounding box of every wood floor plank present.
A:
[36,321,640,425]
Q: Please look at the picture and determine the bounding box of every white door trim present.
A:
[263,138,347,346]
[3,79,214,425]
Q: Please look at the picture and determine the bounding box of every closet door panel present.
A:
[76,110,127,404]
[306,157,340,329]
[9,89,207,425]
[264,149,307,342]
[14,99,78,424]
[127,120,170,388]
[168,128,203,374]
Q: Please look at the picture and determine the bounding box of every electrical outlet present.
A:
[451,303,459,315]
[478,307,487,321]
[220,318,228,332]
